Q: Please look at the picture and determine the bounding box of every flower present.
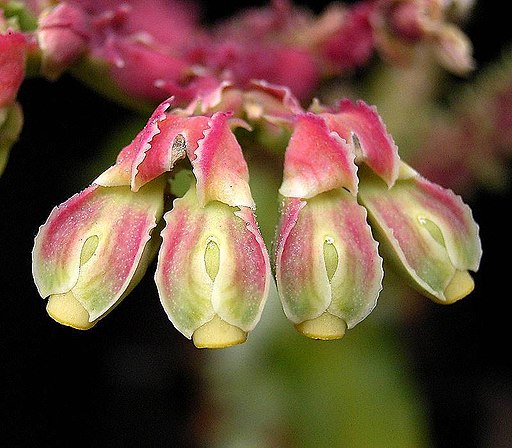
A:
[358,162,482,304]
[32,180,165,329]
[155,112,271,348]
[273,110,384,340]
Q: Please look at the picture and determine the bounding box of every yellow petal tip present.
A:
[192,315,247,348]
[46,292,96,330]
[443,270,475,304]
[295,312,347,340]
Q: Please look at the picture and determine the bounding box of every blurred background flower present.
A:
[1,1,511,447]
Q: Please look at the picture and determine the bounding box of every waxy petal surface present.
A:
[322,99,400,187]
[359,167,482,302]
[191,112,254,208]
[244,80,304,122]
[155,185,270,338]
[275,190,383,327]
[279,113,358,198]
[95,98,209,190]
[33,181,164,322]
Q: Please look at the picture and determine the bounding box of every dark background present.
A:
[1,1,511,447]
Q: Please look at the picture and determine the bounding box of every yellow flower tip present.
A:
[192,315,247,349]
[294,312,347,340]
[46,291,96,330]
[443,270,475,304]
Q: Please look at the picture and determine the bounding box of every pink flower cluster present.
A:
[0,0,475,175]
[32,82,482,346]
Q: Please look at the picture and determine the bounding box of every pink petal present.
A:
[132,114,210,191]
[279,112,358,198]
[95,99,209,191]
[322,99,400,187]
[191,112,255,208]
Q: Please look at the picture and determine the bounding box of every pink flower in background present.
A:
[0,28,26,107]
[7,0,473,106]
[0,23,26,174]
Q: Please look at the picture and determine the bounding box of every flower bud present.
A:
[32,179,165,329]
[37,3,89,79]
[0,29,26,108]
[274,191,383,340]
[358,162,482,303]
[155,183,271,348]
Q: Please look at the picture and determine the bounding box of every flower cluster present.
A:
[0,0,474,175]
[32,82,482,347]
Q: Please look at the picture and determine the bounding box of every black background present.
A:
[1,1,511,447]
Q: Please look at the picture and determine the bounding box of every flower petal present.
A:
[95,98,209,190]
[191,112,255,208]
[322,99,400,187]
[155,184,270,340]
[279,112,358,198]
[275,189,383,330]
[95,98,173,187]
[214,206,270,331]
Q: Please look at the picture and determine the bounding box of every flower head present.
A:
[31,80,482,346]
